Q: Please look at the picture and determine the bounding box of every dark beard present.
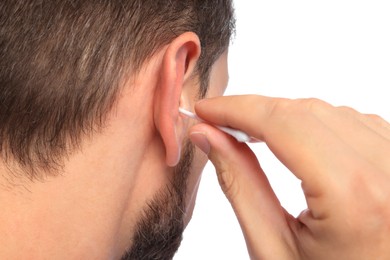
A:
[121,141,194,260]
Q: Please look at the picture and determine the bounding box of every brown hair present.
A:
[0,0,235,177]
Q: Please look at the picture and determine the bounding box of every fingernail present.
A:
[190,132,210,155]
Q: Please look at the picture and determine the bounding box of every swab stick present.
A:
[179,108,253,143]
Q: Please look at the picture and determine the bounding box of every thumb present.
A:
[189,123,298,259]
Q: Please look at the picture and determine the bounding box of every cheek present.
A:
[206,77,227,98]
[206,53,229,98]
[207,83,227,98]
[187,149,208,194]
[192,149,209,173]
[207,72,228,98]
[184,149,208,224]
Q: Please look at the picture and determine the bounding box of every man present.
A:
[0,0,235,259]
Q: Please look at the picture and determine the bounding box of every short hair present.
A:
[0,0,235,177]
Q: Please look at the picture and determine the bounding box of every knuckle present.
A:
[267,98,330,119]
[345,172,390,232]
[296,98,329,113]
[366,113,388,125]
[265,98,332,128]
[366,113,381,119]
[337,105,358,114]
[367,183,390,225]
[265,98,291,119]
[215,164,239,201]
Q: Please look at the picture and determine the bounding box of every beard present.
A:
[121,141,195,260]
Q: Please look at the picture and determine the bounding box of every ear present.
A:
[154,32,201,167]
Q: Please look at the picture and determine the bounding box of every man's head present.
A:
[0,0,234,259]
[0,0,234,175]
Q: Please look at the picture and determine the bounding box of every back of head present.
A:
[0,0,235,177]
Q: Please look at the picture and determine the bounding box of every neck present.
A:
[0,52,172,260]
[0,137,140,259]
[0,92,159,260]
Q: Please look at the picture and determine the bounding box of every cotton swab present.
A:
[179,108,253,143]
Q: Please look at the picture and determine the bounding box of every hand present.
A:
[189,95,390,260]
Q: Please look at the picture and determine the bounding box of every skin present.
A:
[190,95,390,260]
[0,32,229,260]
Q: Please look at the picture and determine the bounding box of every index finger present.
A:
[195,95,283,141]
[194,95,376,210]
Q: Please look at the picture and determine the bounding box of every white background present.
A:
[175,1,390,259]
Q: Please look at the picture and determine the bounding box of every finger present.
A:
[315,105,390,174]
[195,96,378,214]
[340,107,390,140]
[196,96,390,259]
[195,96,347,183]
[189,123,298,259]
[195,95,275,140]
[364,113,390,133]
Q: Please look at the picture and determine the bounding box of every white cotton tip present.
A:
[216,126,251,143]
[179,108,253,143]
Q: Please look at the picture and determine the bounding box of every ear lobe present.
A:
[154,32,201,167]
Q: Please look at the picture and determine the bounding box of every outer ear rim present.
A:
[154,32,201,167]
